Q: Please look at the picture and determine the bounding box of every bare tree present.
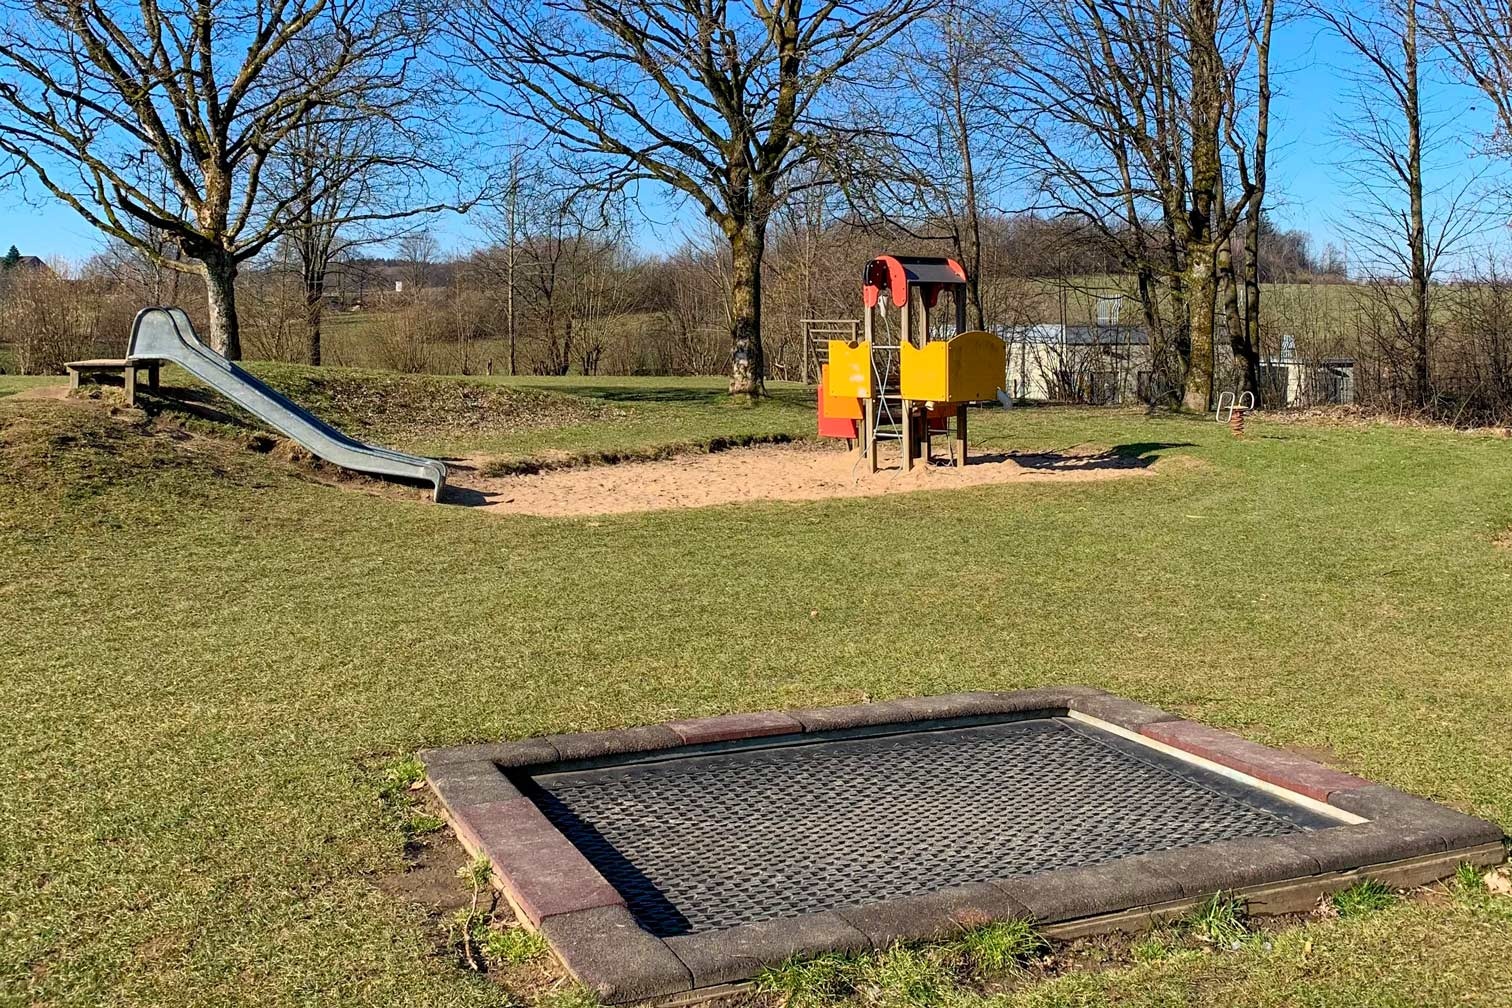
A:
[1224,0,1276,401]
[1317,0,1481,408]
[848,0,1019,331]
[277,107,459,365]
[452,0,925,400]
[397,231,440,297]
[1429,2,1512,166]
[1006,0,1272,410]
[0,0,445,358]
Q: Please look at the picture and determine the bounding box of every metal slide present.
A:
[127,306,447,501]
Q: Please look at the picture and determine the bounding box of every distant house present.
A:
[1261,336,1354,407]
[1000,323,1150,404]
[1,253,54,278]
[1000,324,1354,407]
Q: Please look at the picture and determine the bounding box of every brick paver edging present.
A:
[420,687,1507,1004]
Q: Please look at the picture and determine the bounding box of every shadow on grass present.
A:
[136,385,262,432]
[981,441,1194,472]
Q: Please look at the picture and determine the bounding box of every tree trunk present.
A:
[304,266,324,366]
[1181,0,1222,413]
[203,256,242,359]
[1243,0,1274,406]
[729,220,767,401]
[947,33,986,331]
[1219,239,1258,396]
[1183,247,1217,412]
[1403,0,1431,407]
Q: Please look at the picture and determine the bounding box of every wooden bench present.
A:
[64,358,160,407]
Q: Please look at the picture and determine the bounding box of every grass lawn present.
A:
[3,372,1512,1007]
[0,374,57,398]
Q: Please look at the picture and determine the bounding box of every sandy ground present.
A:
[445,443,1165,517]
[7,383,72,402]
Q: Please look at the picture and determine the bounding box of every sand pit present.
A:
[446,442,1167,517]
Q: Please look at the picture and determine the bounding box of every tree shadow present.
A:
[518,383,725,405]
[975,441,1195,472]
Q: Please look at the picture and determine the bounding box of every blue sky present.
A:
[1,17,1503,269]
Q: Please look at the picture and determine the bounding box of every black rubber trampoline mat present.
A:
[521,716,1337,936]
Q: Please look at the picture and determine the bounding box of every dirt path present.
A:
[445,442,1167,517]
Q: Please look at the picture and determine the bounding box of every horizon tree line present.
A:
[2,0,1509,411]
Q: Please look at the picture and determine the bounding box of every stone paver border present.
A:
[420,687,1507,1004]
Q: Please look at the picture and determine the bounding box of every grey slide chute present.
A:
[127,306,447,501]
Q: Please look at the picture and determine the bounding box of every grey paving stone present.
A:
[1273,821,1447,871]
[546,724,683,762]
[418,737,559,769]
[426,759,520,810]
[540,905,692,1003]
[1067,693,1181,729]
[1326,786,1505,849]
[889,687,1101,720]
[994,858,1185,924]
[787,687,1097,733]
[835,882,1031,949]
[785,699,921,732]
[1133,836,1322,896]
[665,911,871,988]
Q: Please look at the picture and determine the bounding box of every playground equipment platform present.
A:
[125,306,447,500]
[817,255,1007,471]
[423,688,1506,1003]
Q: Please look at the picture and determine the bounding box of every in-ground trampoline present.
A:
[422,688,1506,1003]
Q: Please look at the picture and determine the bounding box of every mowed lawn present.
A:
[3,373,1512,1008]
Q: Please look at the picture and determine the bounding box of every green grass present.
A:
[0,374,55,397]
[958,920,1045,974]
[1330,880,1400,918]
[136,363,818,467]
[4,378,1512,1007]
[1185,893,1251,949]
[478,926,548,968]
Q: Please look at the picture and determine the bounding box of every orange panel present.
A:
[817,367,860,438]
[820,365,864,419]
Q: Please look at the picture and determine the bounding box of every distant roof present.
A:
[1262,357,1355,368]
[3,255,51,273]
[999,323,1149,346]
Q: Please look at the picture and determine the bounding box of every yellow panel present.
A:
[828,340,872,398]
[900,331,1005,403]
[899,340,949,401]
[946,330,1007,402]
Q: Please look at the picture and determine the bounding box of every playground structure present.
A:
[122,306,448,500]
[817,256,1006,472]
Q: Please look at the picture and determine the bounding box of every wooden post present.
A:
[67,365,80,391]
[123,363,137,407]
[902,399,914,471]
[148,362,160,391]
[800,320,810,386]
[955,404,968,466]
